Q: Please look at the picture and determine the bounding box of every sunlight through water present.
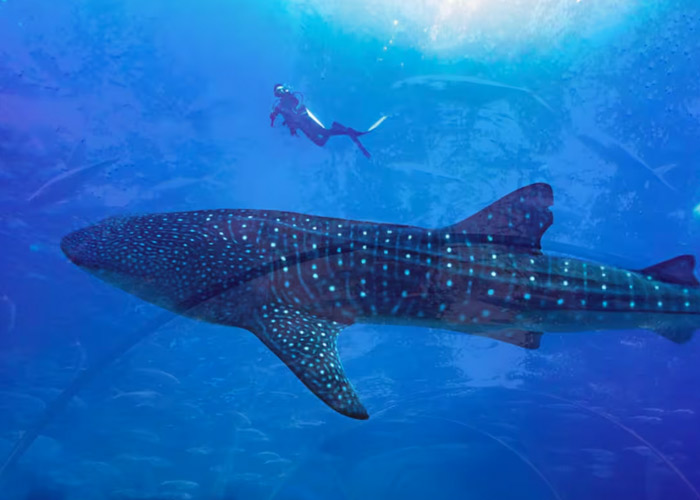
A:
[289,0,646,57]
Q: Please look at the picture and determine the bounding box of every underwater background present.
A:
[2,0,700,499]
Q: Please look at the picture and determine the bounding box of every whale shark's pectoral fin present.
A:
[446,183,554,253]
[243,304,368,420]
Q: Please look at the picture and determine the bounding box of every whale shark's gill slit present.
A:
[175,244,359,311]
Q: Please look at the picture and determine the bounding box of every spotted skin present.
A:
[61,184,700,418]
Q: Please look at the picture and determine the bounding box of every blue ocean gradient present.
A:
[1,0,700,498]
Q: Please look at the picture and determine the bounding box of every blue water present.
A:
[2,1,700,499]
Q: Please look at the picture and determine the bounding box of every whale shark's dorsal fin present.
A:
[241,302,368,420]
[639,255,699,287]
[446,183,554,253]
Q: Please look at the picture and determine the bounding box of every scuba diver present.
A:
[270,83,386,158]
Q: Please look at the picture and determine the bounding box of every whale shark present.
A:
[60,183,698,419]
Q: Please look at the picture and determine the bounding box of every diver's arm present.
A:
[270,107,280,126]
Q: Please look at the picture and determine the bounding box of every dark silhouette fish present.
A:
[60,183,698,419]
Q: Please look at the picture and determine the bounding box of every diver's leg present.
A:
[303,122,369,155]
[329,121,346,132]
[301,128,331,146]
[295,117,334,147]
[330,122,367,137]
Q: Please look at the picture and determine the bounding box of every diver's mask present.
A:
[273,84,291,97]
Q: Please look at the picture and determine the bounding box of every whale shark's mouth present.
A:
[61,226,99,268]
[60,218,140,274]
[61,225,119,271]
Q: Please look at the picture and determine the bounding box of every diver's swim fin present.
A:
[350,135,371,158]
[305,108,326,129]
[348,116,386,158]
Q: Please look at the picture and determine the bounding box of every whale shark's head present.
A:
[60,209,310,314]
[61,211,248,312]
[61,214,188,309]
[62,215,134,273]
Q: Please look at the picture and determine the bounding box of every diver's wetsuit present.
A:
[270,91,371,158]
